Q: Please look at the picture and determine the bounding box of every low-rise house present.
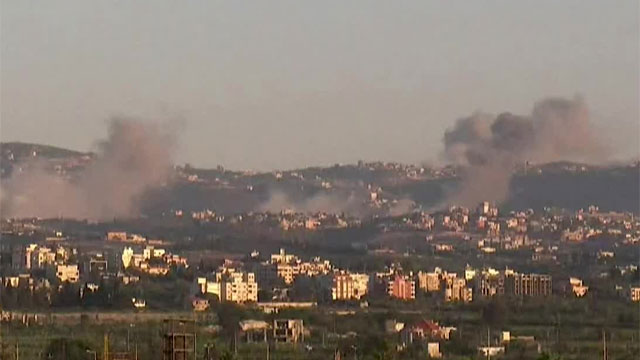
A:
[478,346,505,357]
[192,298,210,312]
[569,277,589,297]
[239,320,269,343]
[132,298,146,309]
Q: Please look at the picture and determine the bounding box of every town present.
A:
[1,195,638,359]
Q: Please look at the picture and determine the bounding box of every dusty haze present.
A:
[2,1,637,170]
[0,118,177,220]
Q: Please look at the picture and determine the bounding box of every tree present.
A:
[481,298,508,328]
[42,338,93,360]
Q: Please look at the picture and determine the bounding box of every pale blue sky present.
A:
[1,1,638,170]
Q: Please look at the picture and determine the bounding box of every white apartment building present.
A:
[332,272,369,300]
[198,272,258,304]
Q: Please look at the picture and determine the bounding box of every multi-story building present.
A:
[121,246,187,274]
[268,249,332,285]
[24,244,38,269]
[444,278,472,303]
[198,272,258,304]
[509,273,552,297]
[417,271,442,292]
[479,273,505,297]
[388,275,416,300]
[36,247,57,268]
[56,264,79,283]
[332,272,369,300]
[221,272,258,303]
[630,287,640,302]
[143,246,165,260]
[298,257,332,277]
[276,263,297,285]
[271,248,297,265]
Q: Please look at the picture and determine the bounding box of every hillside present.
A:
[0,142,89,159]
[1,142,638,215]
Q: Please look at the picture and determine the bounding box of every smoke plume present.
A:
[442,96,606,206]
[258,190,367,216]
[1,117,178,220]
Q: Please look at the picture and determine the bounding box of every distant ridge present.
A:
[0,142,90,159]
[1,141,637,214]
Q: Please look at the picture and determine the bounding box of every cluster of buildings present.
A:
[121,245,188,275]
[195,249,334,305]
[188,243,640,308]
[2,242,80,287]
[334,263,554,304]
[185,209,359,231]
[266,248,333,284]
[0,230,194,309]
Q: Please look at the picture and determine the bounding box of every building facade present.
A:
[388,275,416,300]
[332,272,369,300]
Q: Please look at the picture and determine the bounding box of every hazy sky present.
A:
[1,1,638,170]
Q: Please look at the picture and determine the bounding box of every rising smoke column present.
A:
[1,117,178,220]
[258,189,369,216]
[441,96,606,206]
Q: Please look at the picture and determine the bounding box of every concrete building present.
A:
[388,275,416,300]
[89,253,108,274]
[478,346,505,357]
[427,342,442,358]
[510,273,552,297]
[106,232,127,242]
[239,320,269,343]
[121,247,134,269]
[221,272,258,303]
[569,277,589,297]
[273,319,304,343]
[271,248,297,265]
[192,298,210,312]
[444,278,472,303]
[36,247,56,268]
[276,263,297,285]
[479,273,505,297]
[198,272,258,304]
[56,264,79,283]
[417,271,442,292]
[332,272,369,300]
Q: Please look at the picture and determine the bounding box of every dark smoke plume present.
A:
[1,117,178,220]
[442,96,606,206]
